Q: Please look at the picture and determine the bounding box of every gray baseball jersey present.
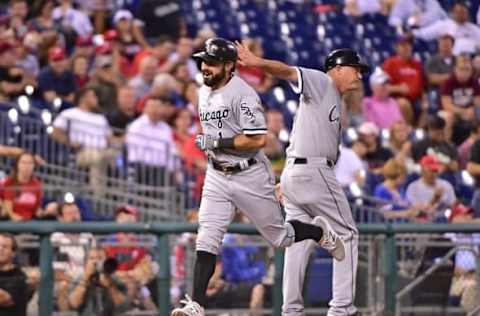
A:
[198,75,269,164]
[286,67,341,162]
[196,75,295,256]
[281,67,359,316]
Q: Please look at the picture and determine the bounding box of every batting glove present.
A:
[195,134,217,151]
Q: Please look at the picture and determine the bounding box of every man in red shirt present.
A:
[441,54,480,145]
[383,36,425,125]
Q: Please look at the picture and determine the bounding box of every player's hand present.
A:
[235,41,263,67]
[195,134,217,151]
[275,183,283,204]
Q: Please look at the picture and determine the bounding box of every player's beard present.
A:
[202,65,226,87]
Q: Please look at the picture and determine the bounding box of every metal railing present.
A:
[1,222,479,316]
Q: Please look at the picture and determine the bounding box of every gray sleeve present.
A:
[289,67,329,99]
[238,93,267,135]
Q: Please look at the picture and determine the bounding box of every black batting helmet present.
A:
[324,48,370,73]
[193,37,238,64]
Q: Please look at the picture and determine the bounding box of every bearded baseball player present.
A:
[236,44,370,316]
[171,38,346,316]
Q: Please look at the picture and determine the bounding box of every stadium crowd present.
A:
[0,0,480,315]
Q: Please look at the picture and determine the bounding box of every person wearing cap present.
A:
[112,10,149,63]
[445,203,480,314]
[88,43,124,113]
[37,46,76,105]
[405,155,457,222]
[126,95,178,185]
[362,67,403,129]
[382,34,425,125]
[73,36,95,63]
[412,2,480,56]
[236,42,371,315]
[441,54,480,145]
[358,121,393,171]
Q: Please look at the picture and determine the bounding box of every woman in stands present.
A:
[1,152,50,221]
[374,159,421,221]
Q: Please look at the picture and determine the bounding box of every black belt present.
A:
[211,158,257,173]
[293,157,335,168]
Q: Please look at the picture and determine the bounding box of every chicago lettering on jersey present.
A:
[199,109,230,128]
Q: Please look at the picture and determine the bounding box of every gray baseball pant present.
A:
[280,158,359,316]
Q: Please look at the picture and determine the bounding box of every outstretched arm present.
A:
[236,41,298,83]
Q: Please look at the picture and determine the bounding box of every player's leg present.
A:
[281,197,317,316]
[172,172,235,316]
[230,163,323,248]
[310,166,359,316]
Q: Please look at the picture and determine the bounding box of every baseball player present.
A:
[236,44,370,316]
[171,38,346,316]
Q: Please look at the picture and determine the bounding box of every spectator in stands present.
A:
[52,0,93,38]
[73,36,95,63]
[0,41,27,102]
[14,39,39,78]
[51,87,118,196]
[264,109,287,177]
[1,152,52,221]
[131,35,176,77]
[406,155,457,222]
[136,0,184,41]
[441,54,480,145]
[126,95,178,186]
[162,37,198,79]
[0,233,28,316]
[388,0,447,30]
[387,121,415,171]
[104,205,157,312]
[362,67,403,129]
[425,34,455,97]
[128,55,157,100]
[459,122,480,169]
[112,10,149,64]
[64,247,129,316]
[412,2,480,56]
[343,0,392,17]
[171,108,206,170]
[237,39,275,94]
[107,86,138,136]
[4,0,29,39]
[135,72,180,113]
[383,35,425,125]
[335,140,367,188]
[51,201,94,311]
[89,44,124,113]
[446,204,480,314]
[358,121,393,171]
[72,55,90,88]
[411,115,458,173]
[38,46,76,105]
[374,159,420,220]
[466,128,480,217]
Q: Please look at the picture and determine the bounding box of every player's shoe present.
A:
[171,295,205,316]
[313,216,345,261]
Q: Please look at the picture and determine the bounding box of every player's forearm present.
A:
[231,134,267,151]
[256,58,298,82]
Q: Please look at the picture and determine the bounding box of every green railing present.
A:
[1,222,480,316]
